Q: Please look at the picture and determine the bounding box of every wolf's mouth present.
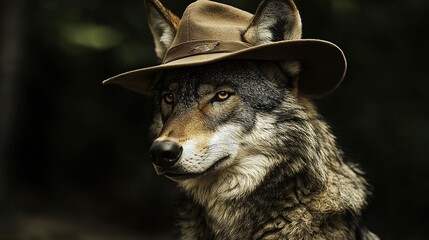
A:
[164,155,230,180]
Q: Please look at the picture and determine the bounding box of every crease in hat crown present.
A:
[103,0,347,98]
[162,0,254,63]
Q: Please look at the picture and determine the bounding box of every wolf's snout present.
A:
[150,140,182,169]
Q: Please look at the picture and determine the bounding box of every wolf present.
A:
[141,0,379,239]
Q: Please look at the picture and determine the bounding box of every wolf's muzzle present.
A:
[150,140,182,173]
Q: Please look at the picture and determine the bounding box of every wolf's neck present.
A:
[285,99,368,214]
[178,99,368,238]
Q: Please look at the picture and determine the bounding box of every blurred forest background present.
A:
[0,0,428,239]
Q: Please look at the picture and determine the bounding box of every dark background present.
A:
[1,0,428,239]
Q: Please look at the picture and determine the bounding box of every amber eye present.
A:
[163,93,174,104]
[216,91,231,102]
[215,91,232,102]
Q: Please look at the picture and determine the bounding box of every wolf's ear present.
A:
[243,0,302,45]
[145,0,180,61]
[245,0,302,92]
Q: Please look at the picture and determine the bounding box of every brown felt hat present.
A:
[103,0,347,98]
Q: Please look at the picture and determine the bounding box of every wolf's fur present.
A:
[145,0,378,239]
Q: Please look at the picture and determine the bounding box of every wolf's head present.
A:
[146,0,328,194]
[150,60,293,176]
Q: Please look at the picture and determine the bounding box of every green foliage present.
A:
[59,23,123,50]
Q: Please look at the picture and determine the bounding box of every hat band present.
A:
[163,40,252,64]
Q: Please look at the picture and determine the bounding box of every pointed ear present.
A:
[145,0,180,61]
[243,0,302,45]
[245,0,302,93]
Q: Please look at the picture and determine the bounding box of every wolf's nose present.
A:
[150,140,182,168]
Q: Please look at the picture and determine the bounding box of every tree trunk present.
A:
[0,0,25,200]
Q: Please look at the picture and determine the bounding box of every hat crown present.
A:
[171,1,253,48]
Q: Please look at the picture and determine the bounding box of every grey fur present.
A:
[144,0,378,239]
[149,61,378,240]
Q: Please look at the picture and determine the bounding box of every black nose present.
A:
[150,140,182,168]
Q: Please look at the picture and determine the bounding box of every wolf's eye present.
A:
[163,93,174,104]
[214,91,232,102]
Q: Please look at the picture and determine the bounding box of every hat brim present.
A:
[102,39,346,98]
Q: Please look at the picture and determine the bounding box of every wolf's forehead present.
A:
[161,69,232,90]
[160,79,216,100]
[164,83,217,96]
[159,60,258,90]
